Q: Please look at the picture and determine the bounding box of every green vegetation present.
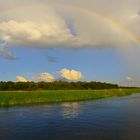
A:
[0,81,119,91]
[0,89,140,107]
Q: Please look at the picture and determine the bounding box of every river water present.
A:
[0,94,140,140]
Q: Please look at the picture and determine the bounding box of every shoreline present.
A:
[0,89,140,107]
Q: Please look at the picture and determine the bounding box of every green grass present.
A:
[0,89,140,107]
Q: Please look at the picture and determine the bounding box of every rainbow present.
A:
[1,2,140,46]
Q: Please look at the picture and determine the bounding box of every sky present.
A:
[0,0,140,86]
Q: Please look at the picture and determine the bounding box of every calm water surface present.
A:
[0,94,140,140]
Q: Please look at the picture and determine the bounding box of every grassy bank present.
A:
[0,89,140,107]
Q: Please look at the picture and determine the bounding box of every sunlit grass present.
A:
[0,89,140,107]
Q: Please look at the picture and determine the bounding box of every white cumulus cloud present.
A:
[16,75,28,82]
[32,72,55,82]
[59,68,83,81]
[0,0,140,53]
[0,20,73,47]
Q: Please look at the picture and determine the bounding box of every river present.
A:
[0,94,140,140]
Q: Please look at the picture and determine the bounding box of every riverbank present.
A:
[0,89,140,107]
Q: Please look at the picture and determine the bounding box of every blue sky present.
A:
[0,47,127,84]
[0,0,140,85]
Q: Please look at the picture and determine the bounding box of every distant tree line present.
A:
[0,81,120,91]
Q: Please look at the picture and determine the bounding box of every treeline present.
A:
[0,81,119,91]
